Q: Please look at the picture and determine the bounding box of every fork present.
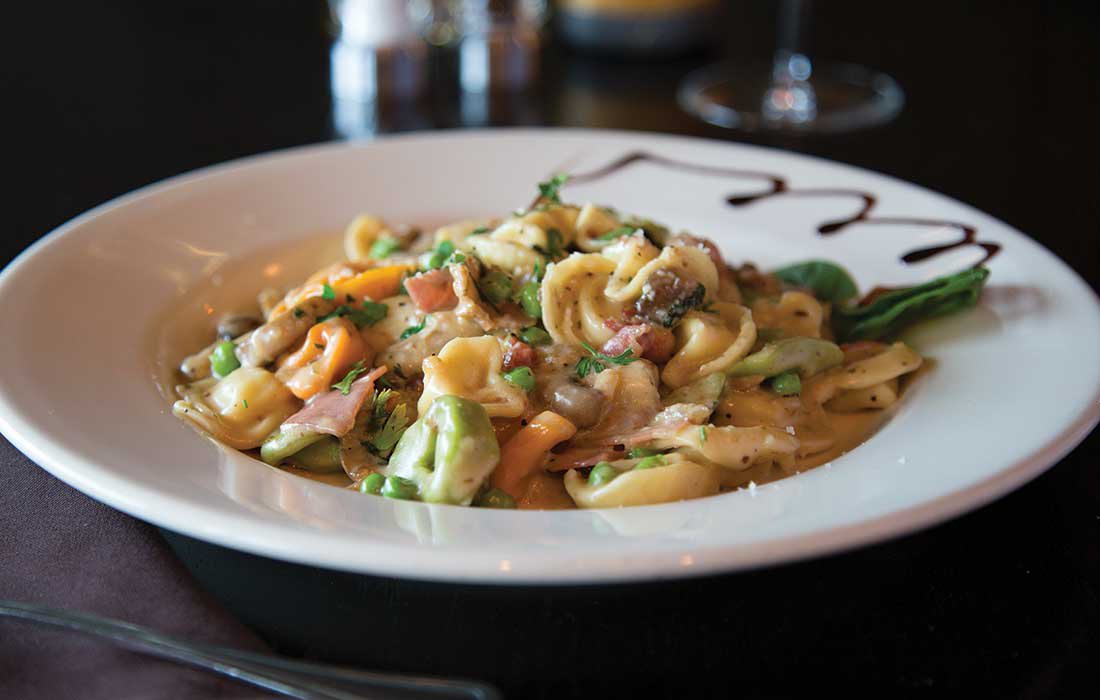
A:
[0,600,502,700]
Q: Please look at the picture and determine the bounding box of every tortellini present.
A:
[173,367,300,450]
[573,203,623,252]
[603,236,718,304]
[375,311,484,379]
[803,342,922,405]
[662,302,756,389]
[564,454,721,508]
[540,252,623,347]
[418,336,528,418]
[751,291,826,339]
[540,236,720,350]
[642,422,800,478]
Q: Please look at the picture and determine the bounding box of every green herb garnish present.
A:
[321,282,336,300]
[400,316,428,339]
[575,342,637,378]
[331,360,368,395]
[537,174,569,204]
[469,226,490,236]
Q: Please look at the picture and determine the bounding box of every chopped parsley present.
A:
[537,174,570,204]
[423,240,455,270]
[469,226,490,236]
[400,316,428,339]
[332,360,368,395]
[292,308,306,319]
[314,343,324,350]
[364,389,410,458]
[321,282,336,300]
[699,425,708,443]
[317,299,388,328]
[241,399,248,409]
[575,342,637,378]
[369,236,401,259]
[346,293,355,303]
[596,226,637,242]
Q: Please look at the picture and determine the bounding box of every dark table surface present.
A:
[3,1,1099,698]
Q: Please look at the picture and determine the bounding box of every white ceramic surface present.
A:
[1,129,1097,584]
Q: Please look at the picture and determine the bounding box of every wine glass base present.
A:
[678,61,905,134]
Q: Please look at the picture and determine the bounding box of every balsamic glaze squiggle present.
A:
[569,151,1001,268]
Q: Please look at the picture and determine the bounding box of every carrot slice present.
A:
[270,264,413,317]
[278,317,368,400]
[491,411,577,500]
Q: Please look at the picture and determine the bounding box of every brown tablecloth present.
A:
[0,436,273,699]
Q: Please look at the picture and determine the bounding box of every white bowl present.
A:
[1,129,1097,583]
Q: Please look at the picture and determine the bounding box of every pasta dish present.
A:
[172,175,989,509]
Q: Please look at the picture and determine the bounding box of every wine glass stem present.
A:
[765,0,816,124]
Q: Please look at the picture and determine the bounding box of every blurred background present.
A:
[2,2,1098,698]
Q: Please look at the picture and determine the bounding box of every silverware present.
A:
[0,600,501,700]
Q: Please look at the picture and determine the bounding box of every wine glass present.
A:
[678,0,904,133]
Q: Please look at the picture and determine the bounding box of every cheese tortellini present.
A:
[173,367,300,450]
[564,454,721,508]
[419,336,527,418]
[662,302,756,389]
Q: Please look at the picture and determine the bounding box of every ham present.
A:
[602,321,676,364]
[405,269,458,312]
[281,366,387,437]
[502,336,537,370]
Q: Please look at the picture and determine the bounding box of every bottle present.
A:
[556,0,723,54]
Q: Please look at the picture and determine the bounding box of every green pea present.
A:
[634,455,668,471]
[502,366,536,392]
[359,472,385,495]
[518,281,541,319]
[518,326,552,346]
[626,447,662,459]
[588,462,617,486]
[770,370,802,396]
[478,270,514,305]
[475,488,517,509]
[210,340,241,378]
[369,236,401,259]
[382,475,418,500]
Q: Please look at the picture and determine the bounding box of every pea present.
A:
[502,366,536,392]
[475,488,517,509]
[369,236,401,259]
[478,270,514,305]
[382,475,418,500]
[588,462,617,486]
[634,455,668,471]
[770,370,802,396]
[359,472,385,495]
[518,326,552,346]
[518,281,541,318]
[210,340,240,378]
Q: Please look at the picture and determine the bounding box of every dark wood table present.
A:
[5,1,1098,697]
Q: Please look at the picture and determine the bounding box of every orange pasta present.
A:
[278,317,368,400]
[491,411,577,499]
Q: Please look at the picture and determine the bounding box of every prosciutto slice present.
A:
[281,366,387,437]
[405,269,458,312]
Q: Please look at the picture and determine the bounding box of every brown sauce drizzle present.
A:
[569,151,1002,268]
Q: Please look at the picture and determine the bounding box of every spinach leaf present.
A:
[773,260,859,303]
[832,267,990,342]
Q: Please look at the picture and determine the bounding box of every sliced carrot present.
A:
[278,317,368,400]
[270,264,414,317]
[491,411,576,500]
[334,265,414,303]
